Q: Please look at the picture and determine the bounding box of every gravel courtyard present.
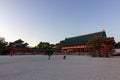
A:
[0,55,120,80]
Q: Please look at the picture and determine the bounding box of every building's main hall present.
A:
[57,30,115,55]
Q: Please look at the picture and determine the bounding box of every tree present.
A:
[86,37,103,57]
[35,42,55,55]
[45,49,53,60]
[114,42,120,48]
[117,42,120,45]
[0,37,9,55]
[35,42,55,49]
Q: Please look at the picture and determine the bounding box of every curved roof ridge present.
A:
[66,30,106,40]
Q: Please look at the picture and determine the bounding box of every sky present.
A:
[0,0,120,46]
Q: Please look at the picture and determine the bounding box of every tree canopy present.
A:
[35,42,55,49]
[86,37,103,57]
[0,37,9,55]
[87,37,114,57]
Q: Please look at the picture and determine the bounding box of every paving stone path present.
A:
[0,55,120,80]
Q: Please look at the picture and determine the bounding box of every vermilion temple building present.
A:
[9,39,31,55]
[9,39,60,55]
[57,30,115,55]
[9,30,115,55]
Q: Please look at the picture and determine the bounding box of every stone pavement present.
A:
[0,55,120,80]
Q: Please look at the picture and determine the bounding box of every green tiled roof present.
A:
[59,31,107,46]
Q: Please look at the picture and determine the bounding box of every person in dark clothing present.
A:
[63,55,66,60]
[45,50,53,60]
[63,52,67,60]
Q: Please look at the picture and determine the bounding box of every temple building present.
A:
[9,39,61,55]
[9,39,31,55]
[57,30,115,55]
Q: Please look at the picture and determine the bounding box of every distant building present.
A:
[9,39,61,55]
[57,30,115,55]
[9,39,31,55]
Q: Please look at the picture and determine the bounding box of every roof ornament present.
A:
[102,29,105,32]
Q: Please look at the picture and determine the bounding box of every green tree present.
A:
[0,37,9,55]
[114,42,120,48]
[35,42,55,49]
[45,49,53,59]
[35,42,55,55]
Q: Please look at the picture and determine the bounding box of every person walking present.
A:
[63,53,67,60]
[63,55,66,60]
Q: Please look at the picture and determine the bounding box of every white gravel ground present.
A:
[0,55,120,80]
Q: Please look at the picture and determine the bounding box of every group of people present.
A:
[48,51,67,60]
[48,54,67,60]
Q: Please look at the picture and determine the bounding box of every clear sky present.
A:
[0,0,120,46]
